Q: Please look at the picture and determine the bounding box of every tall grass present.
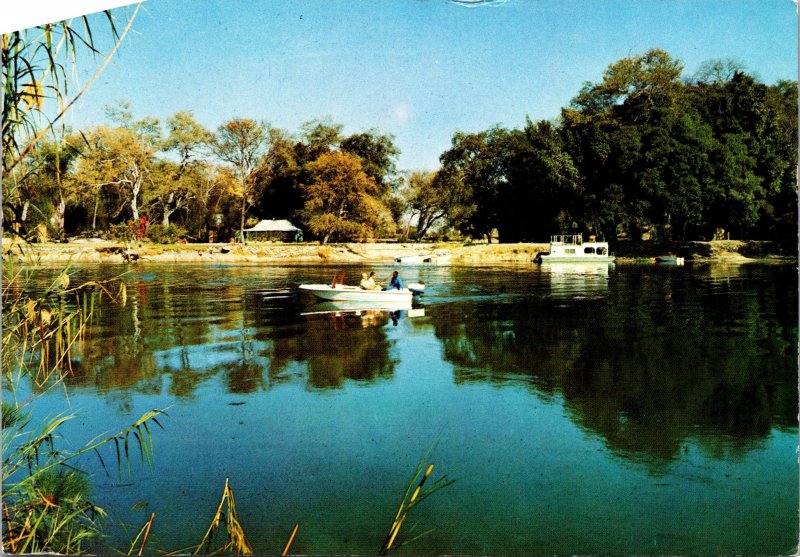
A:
[191,478,253,556]
[1,253,164,554]
[381,457,455,555]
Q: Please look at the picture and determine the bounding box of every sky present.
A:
[11,0,800,171]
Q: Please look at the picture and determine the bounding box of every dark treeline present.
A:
[4,49,797,245]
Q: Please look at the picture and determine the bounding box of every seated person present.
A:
[387,270,403,290]
[361,271,381,290]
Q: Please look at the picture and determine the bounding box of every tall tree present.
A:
[253,127,305,220]
[499,119,581,242]
[340,130,400,191]
[162,111,214,174]
[439,127,512,242]
[299,151,391,243]
[402,170,473,241]
[213,119,269,242]
[74,124,156,227]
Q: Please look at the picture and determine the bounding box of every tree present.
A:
[143,112,215,228]
[145,160,191,226]
[499,120,581,242]
[439,127,512,242]
[340,130,400,191]
[188,163,239,241]
[26,135,84,238]
[299,151,392,243]
[73,125,156,227]
[253,127,305,220]
[402,170,472,240]
[213,119,269,243]
[561,49,687,240]
[162,111,214,174]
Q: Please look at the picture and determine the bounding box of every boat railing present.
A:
[550,234,583,245]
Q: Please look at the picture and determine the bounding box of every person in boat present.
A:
[360,272,381,290]
[385,270,403,290]
[359,273,371,289]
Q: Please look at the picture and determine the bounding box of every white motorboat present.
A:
[535,235,614,263]
[299,283,423,302]
[394,249,451,264]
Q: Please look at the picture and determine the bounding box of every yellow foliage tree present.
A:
[300,151,393,243]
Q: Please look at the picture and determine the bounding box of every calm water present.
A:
[9,262,798,555]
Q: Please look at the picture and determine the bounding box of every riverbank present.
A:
[2,238,795,265]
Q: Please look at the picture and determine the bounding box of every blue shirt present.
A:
[389,275,403,289]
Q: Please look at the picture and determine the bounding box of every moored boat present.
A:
[394,249,451,264]
[656,255,685,265]
[535,235,614,263]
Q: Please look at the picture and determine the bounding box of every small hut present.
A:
[243,219,303,242]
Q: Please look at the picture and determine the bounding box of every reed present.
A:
[126,512,156,556]
[1,253,164,554]
[192,478,254,555]
[1,404,165,553]
[380,457,455,555]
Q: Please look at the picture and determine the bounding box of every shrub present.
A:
[107,222,136,242]
[146,224,187,244]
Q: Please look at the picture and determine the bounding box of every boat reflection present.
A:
[538,262,614,300]
[301,301,424,328]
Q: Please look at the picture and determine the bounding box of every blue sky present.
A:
[61,0,798,171]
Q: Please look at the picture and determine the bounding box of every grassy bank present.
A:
[2,238,795,265]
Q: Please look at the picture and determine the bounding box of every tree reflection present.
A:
[61,278,399,396]
[430,265,798,462]
[266,312,397,389]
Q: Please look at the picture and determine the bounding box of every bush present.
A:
[107,222,136,242]
[146,223,187,244]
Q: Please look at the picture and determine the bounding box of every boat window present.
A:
[597,247,606,255]
[584,247,595,254]
[565,248,576,254]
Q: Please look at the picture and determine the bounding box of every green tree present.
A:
[162,110,214,173]
[499,119,581,242]
[253,127,305,220]
[401,170,472,240]
[439,127,512,242]
[561,49,687,240]
[340,129,400,190]
[213,118,269,242]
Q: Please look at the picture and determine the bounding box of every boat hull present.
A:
[538,255,615,263]
[656,256,685,265]
[299,284,414,302]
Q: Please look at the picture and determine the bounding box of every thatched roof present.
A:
[243,219,301,232]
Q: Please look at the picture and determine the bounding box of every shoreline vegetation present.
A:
[3,238,795,265]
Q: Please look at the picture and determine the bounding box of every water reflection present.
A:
[30,263,799,463]
[539,262,613,301]
[430,265,797,463]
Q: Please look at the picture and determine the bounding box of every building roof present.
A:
[243,219,301,232]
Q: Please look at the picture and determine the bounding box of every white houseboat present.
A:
[535,234,615,263]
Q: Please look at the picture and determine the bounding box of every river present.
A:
[9,261,798,555]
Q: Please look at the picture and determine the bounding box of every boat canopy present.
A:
[550,234,584,245]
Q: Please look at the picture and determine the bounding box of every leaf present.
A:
[22,80,44,110]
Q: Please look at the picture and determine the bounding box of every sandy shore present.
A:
[1,240,545,264]
[2,239,793,265]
